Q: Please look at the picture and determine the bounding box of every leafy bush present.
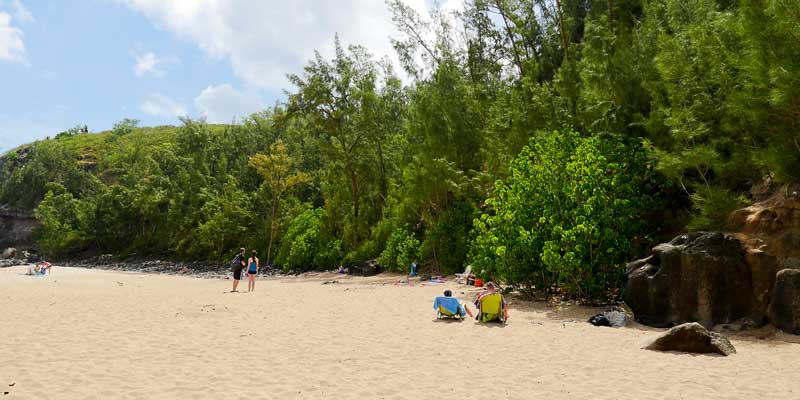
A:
[34,183,95,257]
[379,226,420,272]
[275,208,324,271]
[470,130,660,300]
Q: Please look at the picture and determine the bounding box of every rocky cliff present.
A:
[625,185,800,334]
[0,205,39,249]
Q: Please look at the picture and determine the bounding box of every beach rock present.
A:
[0,259,28,268]
[350,259,382,276]
[0,206,39,248]
[625,232,758,328]
[1,248,16,259]
[767,269,800,334]
[644,322,736,356]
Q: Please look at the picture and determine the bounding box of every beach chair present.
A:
[478,293,505,323]
[455,265,472,284]
[434,296,464,320]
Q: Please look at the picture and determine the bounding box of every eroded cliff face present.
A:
[625,185,800,333]
[0,206,39,249]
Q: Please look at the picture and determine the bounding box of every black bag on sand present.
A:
[588,313,611,327]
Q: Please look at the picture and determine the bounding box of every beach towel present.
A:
[433,296,465,317]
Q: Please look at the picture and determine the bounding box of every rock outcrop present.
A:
[625,232,758,328]
[350,259,382,276]
[0,206,39,249]
[626,184,800,333]
[767,269,800,334]
[644,322,736,356]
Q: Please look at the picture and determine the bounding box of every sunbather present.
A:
[433,290,473,319]
[473,282,508,322]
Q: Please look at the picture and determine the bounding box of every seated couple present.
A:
[433,282,508,323]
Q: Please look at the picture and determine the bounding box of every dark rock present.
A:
[625,232,759,328]
[767,269,800,334]
[1,248,15,259]
[783,257,800,270]
[745,247,781,311]
[0,259,28,268]
[350,259,382,276]
[0,207,39,248]
[645,322,736,356]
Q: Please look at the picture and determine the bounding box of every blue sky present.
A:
[0,0,459,153]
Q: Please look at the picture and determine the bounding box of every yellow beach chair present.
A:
[478,293,505,323]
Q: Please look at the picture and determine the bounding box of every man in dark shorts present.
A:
[231,247,246,292]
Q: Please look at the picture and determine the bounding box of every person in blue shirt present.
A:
[433,290,473,318]
[247,250,259,292]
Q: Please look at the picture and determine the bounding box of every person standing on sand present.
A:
[231,248,246,292]
[247,250,259,292]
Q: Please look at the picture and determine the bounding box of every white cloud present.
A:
[140,93,187,118]
[131,48,179,78]
[132,51,161,77]
[0,11,25,63]
[194,84,265,123]
[118,0,432,89]
[10,0,33,23]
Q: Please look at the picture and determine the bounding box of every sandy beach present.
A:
[1,265,799,399]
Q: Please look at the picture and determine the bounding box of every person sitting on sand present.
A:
[466,271,476,286]
[247,250,259,292]
[231,248,246,292]
[473,282,508,322]
[433,289,473,318]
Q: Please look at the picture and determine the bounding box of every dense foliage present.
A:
[471,130,660,300]
[1,0,797,300]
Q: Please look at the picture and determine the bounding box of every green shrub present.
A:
[379,226,420,272]
[276,208,324,271]
[470,130,660,300]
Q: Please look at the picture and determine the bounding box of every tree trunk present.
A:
[376,140,387,213]
[266,196,279,267]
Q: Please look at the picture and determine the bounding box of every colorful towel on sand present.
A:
[433,296,465,316]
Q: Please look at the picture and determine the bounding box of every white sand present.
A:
[1,265,799,399]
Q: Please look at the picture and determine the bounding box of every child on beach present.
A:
[247,250,259,292]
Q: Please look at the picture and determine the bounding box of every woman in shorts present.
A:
[247,250,259,292]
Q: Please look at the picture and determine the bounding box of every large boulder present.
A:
[1,247,16,259]
[767,269,800,334]
[350,259,382,276]
[0,209,39,248]
[625,232,759,328]
[644,322,736,356]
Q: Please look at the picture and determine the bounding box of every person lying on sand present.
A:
[433,289,473,318]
